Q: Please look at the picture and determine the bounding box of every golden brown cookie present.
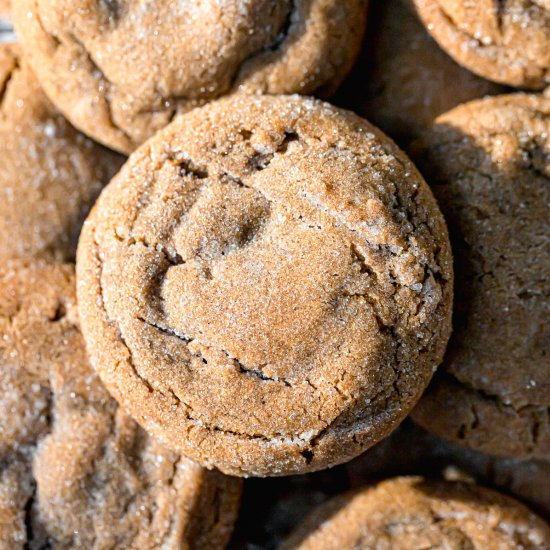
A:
[337,0,508,145]
[281,477,550,549]
[13,0,368,154]
[76,94,453,477]
[0,260,241,549]
[346,420,550,522]
[411,0,550,89]
[230,421,550,549]
[410,94,550,459]
[0,43,123,262]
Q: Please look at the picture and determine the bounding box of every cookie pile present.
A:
[0,1,548,548]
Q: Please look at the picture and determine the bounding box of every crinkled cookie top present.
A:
[412,94,550,459]
[14,0,367,152]
[77,94,453,476]
[0,260,241,550]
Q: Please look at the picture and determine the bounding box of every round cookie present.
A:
[13,0,368,154]
[77,94,453,477]
[337,0,508,145]
[346,420,550,522]
[230,422,550,549]
[410,94,550,459]
[0,260,241,549]
[0,43,123,262]
[280,477,550,549]
[411,0,550,89]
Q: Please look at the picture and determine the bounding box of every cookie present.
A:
[337,0,508,145]
[410,94,550,459]
[0,43,123,262]
[346,420,550,521]
[411,0,550,89]
[230,422,550,549]
[13,0,368,154]
[76,94,453,477]
[280,477,550,549]
[0,260,241,549]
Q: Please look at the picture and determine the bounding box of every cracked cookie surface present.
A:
[0,44,123,262]
[77,94,453,477]
[411,0,550,88]
[280,476,550,549]
[0,260,241,549]
[13,0,368,153]
[411,94,550,459]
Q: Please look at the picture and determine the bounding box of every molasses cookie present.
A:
[338,0,508,145]
[0,44,123,262]
[411,0,550,88]
[411,94,550,459]
[13,0,368,154]
[281,477,550,549]
[77,94,453,477]
[346,420,550,521]
[0,260,241,549]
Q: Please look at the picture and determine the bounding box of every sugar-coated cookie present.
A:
[411,94,550,459]
[0,44,123,262]
[14,0,368,153]
[77,94,453,476]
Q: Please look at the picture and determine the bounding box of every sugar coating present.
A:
[77,94,453,477]
[281,477,550,549]
[13,0,368,153]
[0,44,123,262]
[412,94,550,459]
[0,260,241,549]
[412,0,550,88]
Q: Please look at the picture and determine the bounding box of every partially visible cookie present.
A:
[0,260,241,549]
[0,43,123,262]
[281,477,550,549]
[77,94,453,477]
[346,420,550,521]
[411,0,550,88]
[229,421,550,549]
[338,0,508,145]
[14,0,368,153]
[410,94,550,459]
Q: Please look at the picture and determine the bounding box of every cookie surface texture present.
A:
[13,0,368,153]
[0,44,123,262]
[280,477,550,549]
[77,94,453,477]
[411,94,550,459]
[0,260,241,549]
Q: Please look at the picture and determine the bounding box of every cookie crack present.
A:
[0,56,18,112]
[136,315,293,387]
[231,0,297,89]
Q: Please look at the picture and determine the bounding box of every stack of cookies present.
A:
[0,1,548,548]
